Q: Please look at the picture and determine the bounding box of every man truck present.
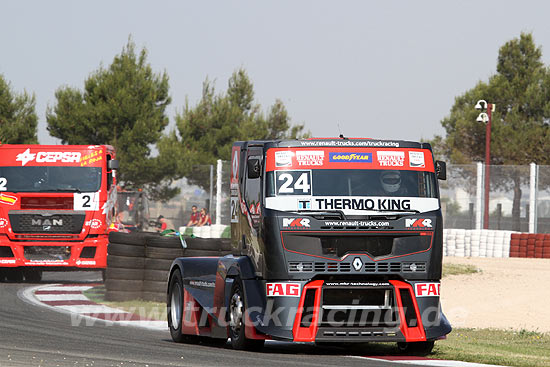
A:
[0,144,118,281]
[167,138,451,354]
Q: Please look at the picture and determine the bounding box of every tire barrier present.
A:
[105,231,232,302]
[443,229,550,258]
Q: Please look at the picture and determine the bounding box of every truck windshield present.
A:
[267,169,437,198]
[0,166,102,193]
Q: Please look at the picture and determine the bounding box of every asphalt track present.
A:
[0,272,428,367]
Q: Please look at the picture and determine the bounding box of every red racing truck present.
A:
[167,138,451,354]
[0,144,118,281]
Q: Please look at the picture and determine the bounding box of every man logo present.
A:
[282,218,310,228]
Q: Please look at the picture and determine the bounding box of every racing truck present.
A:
[167,138,451,354]
[0,144,118,281]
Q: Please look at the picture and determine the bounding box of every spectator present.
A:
[186,205,200,227]
[198,207,212,226]
[156,215,167,232]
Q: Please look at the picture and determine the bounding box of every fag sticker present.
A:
[0,193,17,206]
[266,282,301,297]
[414,282,440,297]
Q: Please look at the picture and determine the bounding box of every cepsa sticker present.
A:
[0,218,8,228]
[414,282,440,297]
[16,149,81,166]
[266,282,301,297]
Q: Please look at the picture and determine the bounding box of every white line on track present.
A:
[35,294,89,301]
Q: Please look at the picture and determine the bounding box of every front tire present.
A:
[397,340,435,356]
[167,270,198,343]
[228,278,264,351]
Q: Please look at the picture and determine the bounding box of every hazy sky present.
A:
[2,1,550,145]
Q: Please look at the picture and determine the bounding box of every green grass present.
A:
[83,285,167,321]
[442,263,480,277]
[432,328,550,367]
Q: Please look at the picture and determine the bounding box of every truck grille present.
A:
[24,246,71,261]
[288,261,426,273]
[8,211,85,234]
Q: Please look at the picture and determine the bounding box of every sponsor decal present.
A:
[298,199,311,210]
[25,261,69,265]
[405,218,433,228]
[315,198,411,211]
[409,151,425,168]
[86,219,102,229]
[0,218,7,228]
[275,151,293,167]
[266,282,301,297]
[0,259,16,264]
[299,140,400,148]
[329,152,372,163]
[377,151,404,167]
[79,149,103,167]
[282,218,310,228]
[189,280,216,288]
[76,259,96,266]
[0,193,17,206]
[296,150,324,166]
[31,217,63,227]
[415,282,440,297]
[16,149,81,166]
[231,149,239,185]
[352,257,363,271]
[324,220,390,227]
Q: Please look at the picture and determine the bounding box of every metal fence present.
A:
[441,163,550,233]
[149,160,231,231]
[149,161,550,233]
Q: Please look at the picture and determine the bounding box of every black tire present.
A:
[0,269,6,282]
[108,231,152,245]
[184,238,232,251]
[228,278,265,351]
[107,254,145,269]
[144,258,173,271]
[144,269,169,282]
[397,341,435,356]
[22,268,42,283]
[147,236,184,249]
[142,291,166,303]
[167,270,199,343]
[105,279,143,292]
[146,247,183,260]
[143,280,166,293]
[105,290,143,302]
[106,267,144,281]
[108,243,146,257]
[5,268,23,282]
[181,249,223,257]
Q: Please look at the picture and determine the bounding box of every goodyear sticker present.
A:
[329,152,372,163]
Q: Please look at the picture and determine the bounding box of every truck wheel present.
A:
[397,340,435,356]
[167,270,198,343]
[5,268,23,282]
[228,278,264,351]
[23,269,42,283]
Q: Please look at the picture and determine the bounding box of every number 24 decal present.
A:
[276,171,311,195]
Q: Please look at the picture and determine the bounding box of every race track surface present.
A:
[0,272,426,367]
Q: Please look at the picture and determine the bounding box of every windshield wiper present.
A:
[48,188,83,193]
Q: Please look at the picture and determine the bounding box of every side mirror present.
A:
[108,159,119,170]
[247,159,261,179]
[436,160,447,180]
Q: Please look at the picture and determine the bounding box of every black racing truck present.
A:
[167,138,451,354]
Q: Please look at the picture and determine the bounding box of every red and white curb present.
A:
[351,356,508,367]
[21,284,167,331]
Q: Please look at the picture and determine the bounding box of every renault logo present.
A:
[352,257,363,271]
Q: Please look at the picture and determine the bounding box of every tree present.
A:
[0,74,38,144]
[435,33,550,230]
[158,68,309,187]
[46,38,176,200]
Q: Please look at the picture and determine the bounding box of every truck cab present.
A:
[168,138,451,354]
